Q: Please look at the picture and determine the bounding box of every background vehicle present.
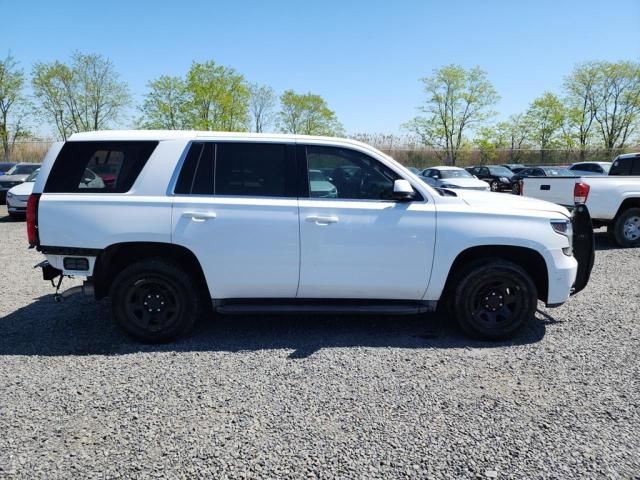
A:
[510,166,575,194]
[30,131,592,344]
[0,163,41,203]
[465,165,513,191]
[501,164,528,174]
[609,153,640,176]
[569,161,611,175]
[0,162,16,175]
[419,166,489,191]
[521,173,640,247]
[309,169,337,198]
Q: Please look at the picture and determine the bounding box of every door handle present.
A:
[306,215,339,225]
[183,211,217,222]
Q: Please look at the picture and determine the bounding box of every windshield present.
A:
[6,164,39,175]
[309,170,326,181]
[488,166,513,176]
[26,169,40,182]
[543,168,575,176]
[440,169,473,179]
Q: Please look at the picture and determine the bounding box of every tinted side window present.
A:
[215,143,289,197]
[610,158,632,175]
[632,159,640,175]
[306,145,400,200]
[45,141,158,193]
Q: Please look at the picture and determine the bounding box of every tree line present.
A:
[0,51,638,164]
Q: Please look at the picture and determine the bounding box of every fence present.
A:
[6,141,639,169]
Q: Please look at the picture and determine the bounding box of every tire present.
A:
[490,180,499,192]
[611,208,640,248]
[451,260,538,340]
[511,182,520,195]
[110,259,202,343]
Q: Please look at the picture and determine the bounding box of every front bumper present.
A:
[6,195,28,214]
[570,204,595,295]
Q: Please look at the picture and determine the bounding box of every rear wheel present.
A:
[110,259,201,343]
[611,208,640,248]
[511,182,520,195]
[452,260,537,340]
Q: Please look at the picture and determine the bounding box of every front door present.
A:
[297,144,436,300]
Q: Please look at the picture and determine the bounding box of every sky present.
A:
[1,0,639,136]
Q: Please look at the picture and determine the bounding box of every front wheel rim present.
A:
[469,276,525,329]
[623,216,640,241]
[124,276,182,333]
[491,181,498,191]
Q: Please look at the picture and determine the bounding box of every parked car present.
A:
[510,166,575,194]
[29,131,592,343]
[569,161,611,175]
[0,163,41,203]
[419,166,489,191]
[465,165,514,191]
[309,169,337,198]
[520,161,640,247]
[0,162,16,175]
[609,153,640,176]
[6,168,103,218]
[501,164,528,174]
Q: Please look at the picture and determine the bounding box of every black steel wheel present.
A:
[452,260,537,340]
[111,259,201,343]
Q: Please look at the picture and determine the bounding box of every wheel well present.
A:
[442,246,549,303]
[614,198,640,220]
[92,242,209,300]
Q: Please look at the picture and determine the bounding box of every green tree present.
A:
[592,61,640,149]
[139,75,191,129]
[524,92,565,162]
[278,90,343,136]
[186,60,250,131]
[249,84,276,133]
[32,52,130,140]
[562,62,600,160]
[404,65,499,165]
[0,54,29,161]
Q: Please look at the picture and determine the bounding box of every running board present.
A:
[213,299,437,315]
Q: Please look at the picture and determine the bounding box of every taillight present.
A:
[574,182,590,204]
[26,193,41,248]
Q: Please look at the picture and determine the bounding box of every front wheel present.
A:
[110,259,202,343]
[451,260,538,340]
[611,208,640,248]
[490,180,499,192]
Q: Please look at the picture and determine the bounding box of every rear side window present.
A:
[45,141,158,193]
[174,142,215,195]
[610,158,631,175]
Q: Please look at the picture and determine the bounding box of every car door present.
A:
[297,144,436,300]
[171,141,300,299]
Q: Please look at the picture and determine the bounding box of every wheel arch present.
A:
[93,242,209,300]
[614,197,640,220]
[441,245,549,303]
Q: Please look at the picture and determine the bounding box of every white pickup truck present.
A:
[28,131,594,343]
[521,153,640,247]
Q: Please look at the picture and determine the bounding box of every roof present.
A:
[616,153,640,160]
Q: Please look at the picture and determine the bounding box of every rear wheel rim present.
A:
[468,274,526,330]
[623,216,640,241]
[124,276,182,333]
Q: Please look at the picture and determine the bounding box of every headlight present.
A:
[441,183,458,189]
[500,177,509,182]
[551,220,573,256]
[6,191,13,199]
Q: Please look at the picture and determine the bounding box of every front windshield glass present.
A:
[488,166,513,176]
[440,169,473,179]
[6,164,39,175]
[309,170,325,181]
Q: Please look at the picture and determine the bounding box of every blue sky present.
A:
[1,0,639,135]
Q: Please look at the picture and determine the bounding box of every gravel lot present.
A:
[0,204,638,479]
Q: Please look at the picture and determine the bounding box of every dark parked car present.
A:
[465,165,514,191]
[609,153,640,176]
[569,161,611,175]
[0,162,16,175]
[510,166,575,194]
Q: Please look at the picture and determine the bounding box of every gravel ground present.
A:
[0,204,638,479]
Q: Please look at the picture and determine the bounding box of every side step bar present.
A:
[213,299,437,315]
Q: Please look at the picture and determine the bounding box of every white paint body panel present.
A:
[35,131,579,305]
[522,175,640,220]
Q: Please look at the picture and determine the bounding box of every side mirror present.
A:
[393,179,415,201]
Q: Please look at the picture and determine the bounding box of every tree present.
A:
[139,75,191,129]
[278,90,343,136]
[562,62,600,160]
[0,54,29,161]
[524,92,565,162]
[404,65,499,165]
[32,52,130,140]
[186,60,250,131]
[248,84,276,133]
[592,61,640,150]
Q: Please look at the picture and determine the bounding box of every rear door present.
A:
[171,141,300,299]
[297,144,436,300]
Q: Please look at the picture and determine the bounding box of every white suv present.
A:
[27,131,594,343]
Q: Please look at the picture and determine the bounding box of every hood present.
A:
[8,181,34,196]
[441,177,489,189]
[0,174,29,183]
[455,189,570,218]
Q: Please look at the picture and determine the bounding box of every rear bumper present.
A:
[570,204,595,295]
